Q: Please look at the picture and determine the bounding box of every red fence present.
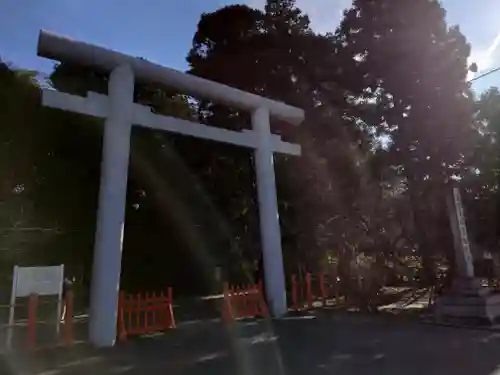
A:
[117,288,176,340]
[290,273,339,310]
[221,282,268,323]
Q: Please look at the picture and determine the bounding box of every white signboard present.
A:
[7,265,64,348]
[13,265,64,297]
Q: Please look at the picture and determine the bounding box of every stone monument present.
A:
[434,187,500,325]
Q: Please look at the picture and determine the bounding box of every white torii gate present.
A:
[37,30,304,347]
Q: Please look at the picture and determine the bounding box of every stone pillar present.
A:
[446,187,475,279]
[89,65,134,347]
[435,186,500,326]
[252,107,287,316]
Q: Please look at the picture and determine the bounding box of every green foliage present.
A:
[0,62,101,301]
[336,0,474,177]
[333,0,479,282]
[1,0,499,300]
[461,87,500,247]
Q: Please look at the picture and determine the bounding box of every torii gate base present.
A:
[37,30,304,347]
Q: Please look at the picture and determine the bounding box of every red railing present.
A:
[290,273,339,310]
[221,282,268,323]
[117,288,176,341]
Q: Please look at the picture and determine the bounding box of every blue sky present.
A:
[1,0,500,92]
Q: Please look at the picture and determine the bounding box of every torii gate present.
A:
[37,30,304,347]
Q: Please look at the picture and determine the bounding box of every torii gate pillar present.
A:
[252,107,287,316]
[90,65,135,347]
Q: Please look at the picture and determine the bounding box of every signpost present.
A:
[7,265,64,348]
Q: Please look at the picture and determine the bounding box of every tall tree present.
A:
[187,1,390,278]
[462,87,500,249]
[335,0,475,282]
[0,61,102,301]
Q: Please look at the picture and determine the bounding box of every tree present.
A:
[462,87,500,249]
[187,1,401,287]
[187,2,314,270]
[334,0,476,283]
[0,61,104,302]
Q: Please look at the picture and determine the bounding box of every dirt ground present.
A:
[3,311,500,375]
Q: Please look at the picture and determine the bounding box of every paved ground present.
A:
[3,312,500,375]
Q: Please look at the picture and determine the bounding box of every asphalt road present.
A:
[3,312,500,375]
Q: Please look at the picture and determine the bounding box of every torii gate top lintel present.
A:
[37,29,305,126]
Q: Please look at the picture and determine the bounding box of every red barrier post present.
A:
[167,287,176,328]
[306,273,313,309]
[246,286,253,317]
[250,284,257,317]
[127,294,132,335]
[144,292,149,332]
[241,286,249,317]
[251,285,259,316]
[237,286,242,317]
[27,294,38,350]
[151,291,157,329]
[118,291,127,341]
[135,293,141,333]
[158,291,165,328]
[62,290,74,346]
[258,281,268,315]
[233,286,240,317]
[240,286,245,316]
[248,286,254,316]
[222,283,233,324]
[238,286,245,317]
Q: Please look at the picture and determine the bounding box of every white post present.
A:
[89,65,134,347]
[6,266,18,348]
[252,107,287,316]
[55,265,64,333]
